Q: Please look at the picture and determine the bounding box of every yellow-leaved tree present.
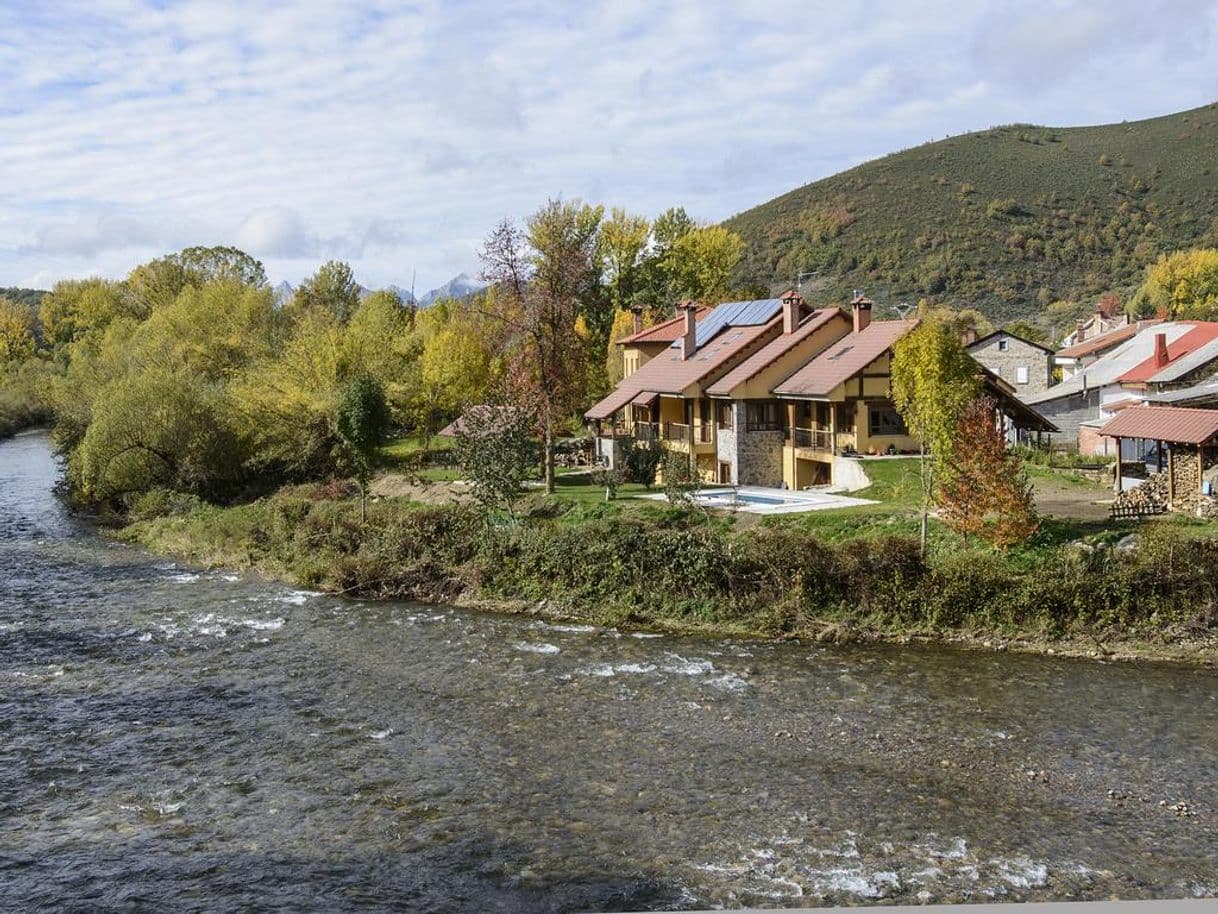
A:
[0,296,36,363]
[890,311,981,554]
[1131,248,1218,319]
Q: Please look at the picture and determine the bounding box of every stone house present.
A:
[966,330,1055,397]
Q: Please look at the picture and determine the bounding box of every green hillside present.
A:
[726,103,1218,324]
[1,288,46,312]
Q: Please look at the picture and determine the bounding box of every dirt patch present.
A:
[1032,474,1112,521]
[370,473,471,505]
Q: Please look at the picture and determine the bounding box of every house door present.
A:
[718,461,732,485]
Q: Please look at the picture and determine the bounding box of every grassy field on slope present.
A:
[726,103,1218,326]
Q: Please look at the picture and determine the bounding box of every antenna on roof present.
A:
[796,270,819,292]
[894,301,913,319]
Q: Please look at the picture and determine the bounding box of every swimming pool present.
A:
[642,486,876,515]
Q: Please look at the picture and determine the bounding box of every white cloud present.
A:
[0,1,1216,290]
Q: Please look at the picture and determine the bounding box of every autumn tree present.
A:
[0,297,36,362]
[664,225,744,303]
[1130,248,1218,319]
[480,200,599,494]
[938,396,1038,548]
[891,312,981,554]
[453,404,538,519]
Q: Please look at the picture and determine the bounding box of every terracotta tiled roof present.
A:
[1099,405,1218,445]
[616,306,710,345]
[705,309,845,397]
[585,318,779,419]
[1118,323,1218,383]
[1056,320,1161,359]
[773,319,919,398]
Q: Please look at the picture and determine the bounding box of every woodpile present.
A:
[1112,473,1168,514]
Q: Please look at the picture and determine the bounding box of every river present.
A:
[2,430,1217,911]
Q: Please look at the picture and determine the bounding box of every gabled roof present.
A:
[1056,319,1161,360]
[773,319,918,398]
[1147,374,1218,406]
[968,329,1055,356]
[1099,405,1218,445]
[672,297,785,350]
[1027,321,1197,405]
[616,306,710,345]
[1118,323,1218,384]
[585,313,779,419]
[705,308,845,397]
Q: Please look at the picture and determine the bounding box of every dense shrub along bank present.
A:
[124,492,1218,649]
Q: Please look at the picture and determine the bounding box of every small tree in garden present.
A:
[891,313,981,555]
[938,396,1038,548]
[662,449,698,507]
[621,438,662,488]
[590,465,624,501]
[336,374,392,521]
[454,404,538,519]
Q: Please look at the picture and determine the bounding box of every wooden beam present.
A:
[1114,442,1123,494]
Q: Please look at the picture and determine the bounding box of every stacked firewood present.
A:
[1112,472,1169,513]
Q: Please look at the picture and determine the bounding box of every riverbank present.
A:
[121,481,1218,667]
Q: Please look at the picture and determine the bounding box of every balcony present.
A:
[661,422,715,451]
[792,426,834,451]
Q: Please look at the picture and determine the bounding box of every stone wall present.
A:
[737,428,785,487]
[595,436,625,470]
[716,411,738,482]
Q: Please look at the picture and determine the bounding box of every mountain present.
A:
[725,103,1218,324]
[419,272,486,306]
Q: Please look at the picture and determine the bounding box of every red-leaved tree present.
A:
[938,396,1038,548]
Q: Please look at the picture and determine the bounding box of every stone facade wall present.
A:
[968,334,1053,396]
[595,436,625,470]
[716,411,738,482]
[736,428,786,487]
[1036,390,1100,445]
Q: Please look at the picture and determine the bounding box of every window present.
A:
[868,404,907,437]
[716,402,733,429]
[997,338,1009,352]
[746,401,783,431]
[1016,365,1029,385]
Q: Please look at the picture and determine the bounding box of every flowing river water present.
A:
[2,430,1218,911]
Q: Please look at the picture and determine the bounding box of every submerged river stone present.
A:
[2,430,1218,911]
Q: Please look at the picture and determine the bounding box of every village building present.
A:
[615,304,711,379]
[966,330,1055,397]
[587,293,1058,490]
[1058,296,1131,351]
[1025,321,1218,455]
[1054,319,1162,380]
[1100,406,1218,512]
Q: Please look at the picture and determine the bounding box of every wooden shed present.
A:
[1098,406,1218,505]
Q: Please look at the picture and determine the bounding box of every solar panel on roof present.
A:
[670,298,783,351]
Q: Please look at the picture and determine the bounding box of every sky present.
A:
[2,1,1217,294]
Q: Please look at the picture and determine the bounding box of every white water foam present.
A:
[369,729,393,740]
[513,641,560,654]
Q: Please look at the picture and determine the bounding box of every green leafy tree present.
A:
[662,447,698,507]
[72,370,242,503]
[296,260,362,323]
[621,437,662,488]
[415,323,495,443]
[891,313,981,554]
[453,404,537,518]
[664,225,745,303]
[175,245,267,287]
[336,374,391,520]
[39,278,132,353]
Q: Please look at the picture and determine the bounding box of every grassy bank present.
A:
[122,478,1218,665]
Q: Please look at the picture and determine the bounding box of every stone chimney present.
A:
[851,293,873,334]
[630,305,643,336]
[960,327,978,346]
[781,291,805,334]
[680,302,697,360]
[1154,332,1169,369]
[1075,318,1088,342]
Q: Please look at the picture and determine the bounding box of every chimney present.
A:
[1154,332,1169,369]
[851,293,873,334]
[680,302,697,360]
[781,291,805,334]
[961,327,978,346]
[1075,318,1087,342]
[630,305,643,336]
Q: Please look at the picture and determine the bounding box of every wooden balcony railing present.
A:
[662,422,690,442]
